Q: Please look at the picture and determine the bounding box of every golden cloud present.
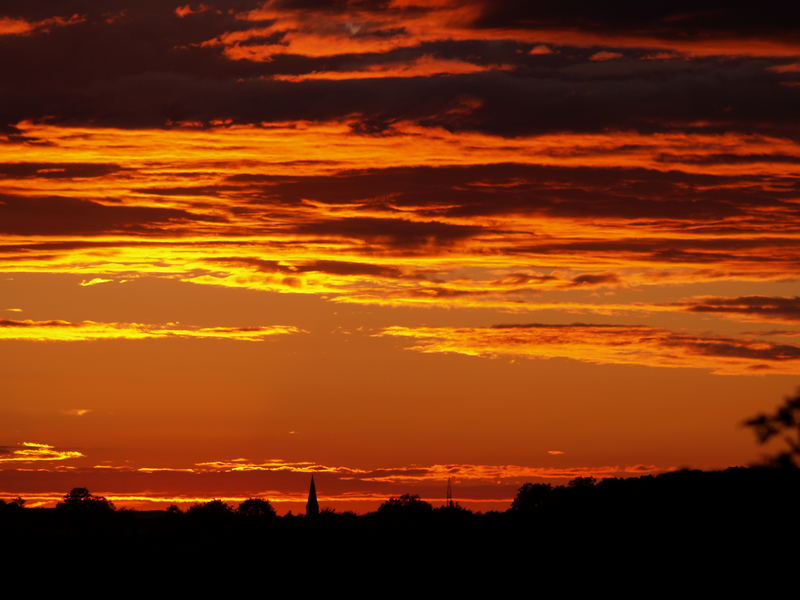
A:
[379,323,800,375]
[0,319,302,342]
[0,442,84,463]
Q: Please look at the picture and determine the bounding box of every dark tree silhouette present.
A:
[433,502,473,525]
[511,482,552,511]
[744,388,800,468]
[377,493,433,518]
[166,504,183,515]
[568,477,597,489]
[0,497,25,513]
[237,498,277,518]
[187,499,234,517]
[56,487,115,512]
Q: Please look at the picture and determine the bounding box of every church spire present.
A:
[306,474,319,517]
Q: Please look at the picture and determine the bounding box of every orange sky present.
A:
[1,0,799,512]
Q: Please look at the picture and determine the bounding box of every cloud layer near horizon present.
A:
[0,439,669,511]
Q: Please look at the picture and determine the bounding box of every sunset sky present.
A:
[1,0,799,512]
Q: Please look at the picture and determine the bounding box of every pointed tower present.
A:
[306,474,319,517]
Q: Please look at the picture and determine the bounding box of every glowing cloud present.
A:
[79,278,113,287]
[62,409,92,417]
[191,457,665,482]
[671,296,800,323]
[194,458,366,475]
[273,55,512,81]
[379,324,800,375]
[341,463,665,483]
[0,319,302,342]
[0,442,84,463]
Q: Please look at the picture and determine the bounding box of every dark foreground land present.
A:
[2,467,799,568]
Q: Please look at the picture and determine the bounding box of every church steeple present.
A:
[306,474,319,517]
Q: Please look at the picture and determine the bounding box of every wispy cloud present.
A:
[0,319,302,342]
[79,278,113,287]
[671,296,800,323]
[379,323,800,375]
[61,409,92,417]
[154,457,666,483]
[0,442,83,463]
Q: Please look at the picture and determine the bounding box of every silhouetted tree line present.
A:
[2,391,799,558]
[2,466,798,546]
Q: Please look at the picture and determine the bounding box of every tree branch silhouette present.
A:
[744,388,800,468]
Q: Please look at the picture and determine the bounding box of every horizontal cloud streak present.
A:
[0,442,83,463]
[0,446,672,511]
[672,296,800,322]
[379,324,800,375]
[0,319,302,342]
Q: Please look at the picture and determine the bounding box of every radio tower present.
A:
[446,477,454,508]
